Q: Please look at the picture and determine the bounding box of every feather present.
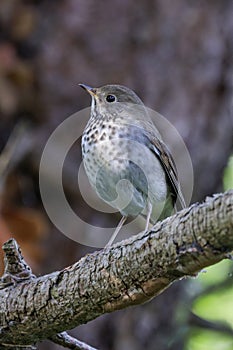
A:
[149,136,186,210]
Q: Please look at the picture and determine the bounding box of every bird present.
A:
[79,83,186,246]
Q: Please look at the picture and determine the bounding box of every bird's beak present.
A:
[79,83,97,97]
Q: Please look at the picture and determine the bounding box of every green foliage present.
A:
[197,259,232,287]
[185,261,233,350]
[187,330,233,350]
[193,263,233,326]
[186,156,233,350]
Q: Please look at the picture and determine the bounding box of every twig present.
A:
[50,332,98,350]
[188,312,233,337]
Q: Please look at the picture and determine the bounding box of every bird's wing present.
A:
[148,136,186,210]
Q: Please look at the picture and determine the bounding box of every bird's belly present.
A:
[83,142,144,215]
[82,139,168,218]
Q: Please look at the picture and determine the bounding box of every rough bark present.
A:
[0,191,232,348]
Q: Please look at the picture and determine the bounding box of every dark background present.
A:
[0,1,232,349]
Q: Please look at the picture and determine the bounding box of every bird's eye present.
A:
[106,94,116,103]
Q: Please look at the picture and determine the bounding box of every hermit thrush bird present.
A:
[80,84,185,246]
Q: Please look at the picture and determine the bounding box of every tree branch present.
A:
[0,191,232,348]
[49,332,98,350]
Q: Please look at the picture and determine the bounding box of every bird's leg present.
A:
[105,215,127,248]
[143,202,152,233]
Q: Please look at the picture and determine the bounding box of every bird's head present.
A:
[79,83,144,116]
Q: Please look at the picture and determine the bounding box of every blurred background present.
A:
[0,0,232,349]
